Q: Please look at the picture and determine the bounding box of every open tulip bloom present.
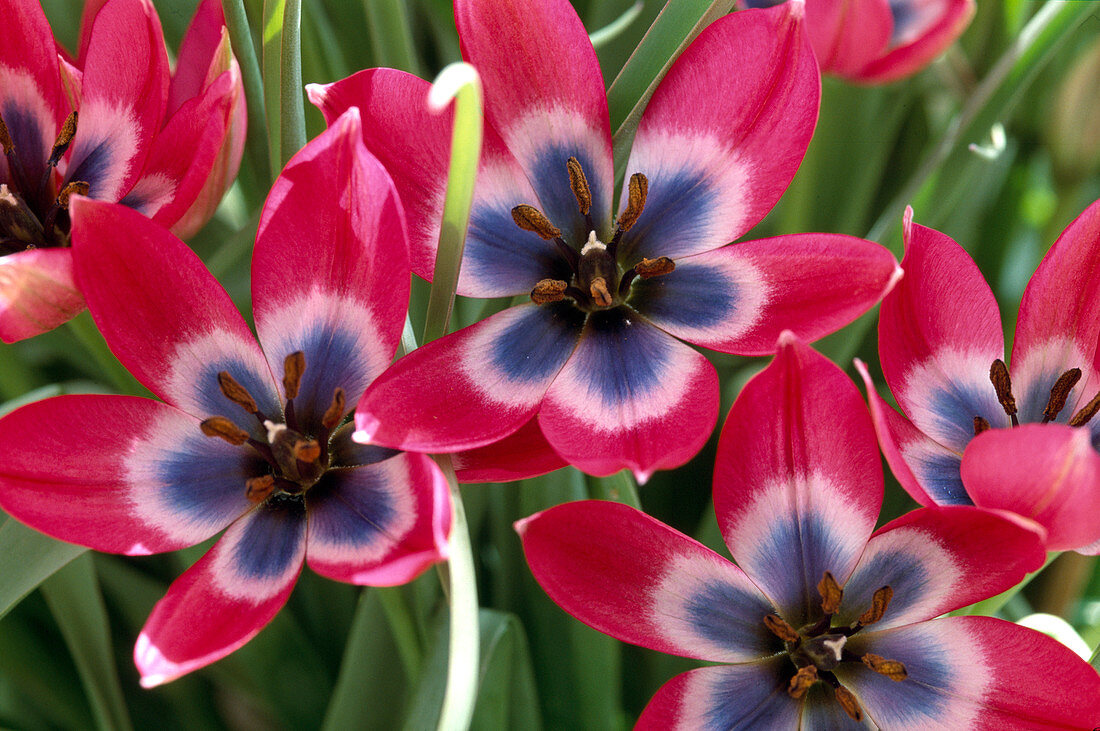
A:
[862,203,1100,552]
[0,109,451,686]
[308,0,901,482]
[518,334,1100,727]
[0,0,245,342]
[739,0,975,84]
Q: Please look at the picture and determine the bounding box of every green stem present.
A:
[587,469,642,508]
[363,0,422,75]
[65,313,146,397]
[262,0,307,172]
[376,586,423,680]
[221,0,272,191]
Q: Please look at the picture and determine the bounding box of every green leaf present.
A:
[0,518,86,621]
[262,0,307,171]
[40,553,133,731]
[363,0,422,75]
[222,0,273,192]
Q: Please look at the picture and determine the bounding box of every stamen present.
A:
[589,276,612,307]
[634,256,675,279]
[833,685,862,721]
[763,613,799,643]
[245,475,276,504]
[857,586,893,626]
[283,351,306,400]
[531,278,568,305]
[615,172,648,232]
[218,371,259,413]
[566,156,591,215]
[47,111,78,166]
[293,439,321,463]
[787,666,817,699]
[200,416,250,445]
[989,359,1019,426]
[818,571,843,615]
[861,653,907,681]
[322,387,346,431]
[56,181,89,209]
[512,204,561,240]
[1042,368,1081,423]
[0,113,12,155]
[973,416,990,435]
[1069,391,1100,427]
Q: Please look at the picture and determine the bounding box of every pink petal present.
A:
[1010,198,1100,427]
[167,0,227,116]
[65,0,169,202]
[856,359,970,506]
[455,0,613,238]
[636,662,799,730]
[135,502,306,686]
[803,0,894,78]
[839,505,1045,629]
[452,418,568,483]
[842,617,1100,728]
[516,500,779,663]
[620,2,818,261]
[878,209,1006,451]
[631,234,899,355]
[69,197,279,422]
[714,334,881,626]
[538,310,719,481]
[961,424,1100,552]
[253,108,408,411]
[305,452,450,585]
[0,395,250,555]
[856,0,976,84]
[0,247,84,343]
[354,303,583,452]
[0,0,68,187]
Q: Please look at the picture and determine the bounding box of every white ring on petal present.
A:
[65,97,141,202]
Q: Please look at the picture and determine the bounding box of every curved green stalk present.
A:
[262,0,307,172]
[221,0,272,191]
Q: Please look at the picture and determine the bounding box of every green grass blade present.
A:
[363,0,423,75]
[222,0,272,190]
[590,1,645,50]
[40,553,133,731]
[262,0,307,171]
[0,518,86,620]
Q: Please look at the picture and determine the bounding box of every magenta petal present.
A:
[632,234,899,355]
[856,359,971,506]
[961,424,1100,551]
[0,395,250,555]
[355,303,583,452]
[167,0,227,115]
[842,617,1100,729]
[70,197,279,422]
[135,501,306,686]
[879,211,1006,450]
[714,335,881,626]
[305,452,450,585]
[254,109,409,414]
[838,506,1045,629]
[455,0,613,237]
[804,0,893,78]
[0,247,84,343]
[620,3,818,261]
[517,500,779,663]
[1010,198,1100,426]
[856,0,976,84]
[636,662,799,730]
[539,309,719,481]
[66,0,169,202]
[452,418,568,483]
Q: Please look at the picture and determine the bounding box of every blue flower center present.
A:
[975,359,1100,435]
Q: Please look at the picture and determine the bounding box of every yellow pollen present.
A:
[787,666,817,699]
[973,416,991,435]
[511,204,561,240]
[57,181,89,209]
[0,114,12,155]
[818,571,843,615]
[589,276,612,307]
[199,416,250,445]
[834,685,862,721]
[566,156,592,215]
[862,653,908,681]
[322,387,346,430]
[634,256,675,279]
[763,613,799,643]
[48,111,78,164]
[989,359,1017,418]
[283,350,306,400]
[1043,368,1082,422]
[245,475,275,504]
[218,371,258,413]
[616,172,648,232]
[857,585,893,626]
[292,438,321,463]
[530,278,568,305]
[1069,391,1100,427]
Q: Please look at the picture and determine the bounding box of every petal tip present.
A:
[135,633,173,689]
[885,262,905,296]
[304,82,328,108]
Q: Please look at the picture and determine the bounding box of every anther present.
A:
[763,613,800,643]
[589,277,613,307]
[47,111,78,166]
[989,359,1019,426]
[615,172,648,232]
[818,571,843,615]
[245,475,276,504]
[833,685,862,721]
[634,256,675,279]
[0,114,12,155]
[292,438,321,463]
[1069,391,1100,427]
[566,156,591,215]
[973,416,990,435]
[283,351,306,400]
[218,371,259,413]
[322,387,346,431]
[531,278,568,305]
[200,416,250,445]
[857,586,893,627]
[1042,368,1082,423]
[56,181,89,209]
[511,204,561,240]
[787,666,817,699]
[861,653,907,681]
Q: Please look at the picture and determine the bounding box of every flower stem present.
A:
[221,0,272,195]
[587,469,642,508]
[262,0,307,172]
